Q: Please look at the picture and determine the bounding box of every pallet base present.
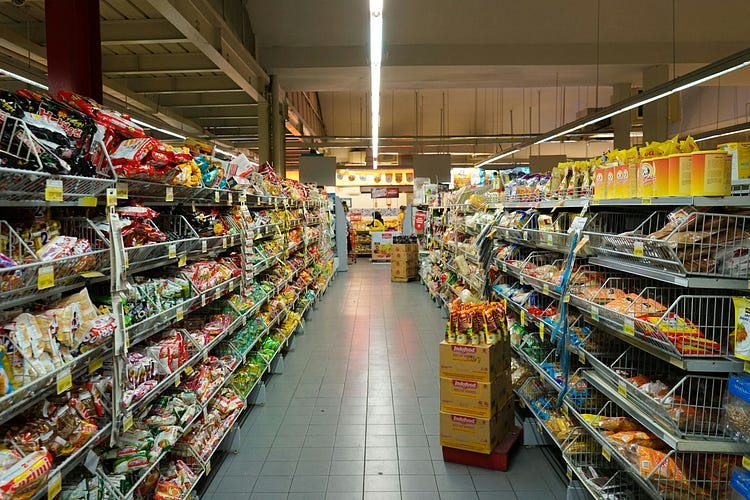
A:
[441,426,523,471]
[391,276,418,282]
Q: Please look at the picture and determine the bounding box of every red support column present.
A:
[45,0,103,103]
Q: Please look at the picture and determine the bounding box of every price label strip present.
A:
[116,182,128,199]
[80,196,98,207]
[618,381,628,398]
[45,179,63,202]
[168,244,177,259]
[88,357,103,374]
[56,367,72,394]
[623,319,635,336]
[38,265,55,290]
[47,471,62,500]
[165,186,174,202]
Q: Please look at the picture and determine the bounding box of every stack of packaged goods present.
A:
[391,235,419,282]
[439,301,514,458]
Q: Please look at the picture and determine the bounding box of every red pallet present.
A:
[441,426,523,471]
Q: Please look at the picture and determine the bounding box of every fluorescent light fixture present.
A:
[476,47,750,166]
[695,123,750,142]
[214,147,236,158]
[130,117,187,140]
[369,0,383,169]
[0,68,47,90]
[475,149,519,168]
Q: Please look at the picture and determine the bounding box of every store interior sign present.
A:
[371,187,400,198]
[336,168,414,186]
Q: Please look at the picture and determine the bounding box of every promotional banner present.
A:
[414,211,426,231]
[371,187,400,199]
[371,231,401,262]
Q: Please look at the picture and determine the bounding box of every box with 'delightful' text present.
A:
[439,341,509,382]
[440,372,511,418]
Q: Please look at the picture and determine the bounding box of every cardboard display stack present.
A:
[439,331,517,468]
[391,243,418,282]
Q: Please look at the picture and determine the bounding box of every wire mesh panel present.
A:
[591,345,731,440]
[0,116,114,205]
[645,450,741,500]
[519,252,568,291]
[563,432,652,500]
[498,211,538,246]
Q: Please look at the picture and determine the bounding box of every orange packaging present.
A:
[652,156,670,197]
[593,167,607,199]
[691,151,731,196]
[640,159,656,198]
[613,164,629,199]
[668,153,692,196]
[604,166,616,199]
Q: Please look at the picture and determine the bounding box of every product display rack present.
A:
[424,186,750,499]
[0,110,335,498]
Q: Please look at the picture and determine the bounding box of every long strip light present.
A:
[370,0,383,169]
[695,122,750,142]
[0,68,48,90]
[475,47,750,167]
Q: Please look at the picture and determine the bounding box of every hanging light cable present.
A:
[370,0,383,169]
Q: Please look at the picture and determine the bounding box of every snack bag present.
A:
[734,297,750,360]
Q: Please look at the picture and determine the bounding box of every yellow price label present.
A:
[168,244,177,259]
[546,233,554,245]
[116,182,128,199]
[106,187,117,207]
[523,231,528,241]
[562,405,569,417]
[214,289,221,300]
[124,254,129,269]
[165,186,174,202]
[563,293,570,304]
[542,284,549,295]
[502,262,507,273]
[578,351,585,364]
[633,242,644,258]
[520,310,526,326]
[174,374,181,387]
[227,192,233,205]
[201,294,207,307]
[80,270,105,278]
[602,447,611,462]
[45,179,63,202]
[239,192,247,203]
[230,235,235,247]
[591,307,599,321]
[56,367,72,394]
[47,471,61,500]
[88,357,103,374]
[623,320,635,336]
[214,191,221,203]
[591,198,600,205]
[176,306,184,322]
[222,237,228,249]
[178,254,187,267]
[742,456,750,471]
[205,459,211,475]
[201,240,208,253]
[184,365,194,376]
[80,196,98,207]
[642,197,652,205]
[203,351,209,362]
[566,466,572,481]
[38,265,55,290]
[539,322,545,340]
[123,412,133,432]
[125,335,130,350]
[745,361,750,373]
[618,381,627,398]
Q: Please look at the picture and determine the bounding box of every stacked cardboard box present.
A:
[391,243,418,281]
[439,338,513,454]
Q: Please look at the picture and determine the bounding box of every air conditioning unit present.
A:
[377,152,399,166]
[348,151,366,165]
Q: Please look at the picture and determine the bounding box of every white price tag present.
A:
[214,191,221,203]
[222,236,228,249]
[202,240,208,253]
[168,244,177,259]
[227,192,233,205]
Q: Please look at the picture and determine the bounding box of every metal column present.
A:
[45,0,103,102]
[612,83,632,150]
[258,100,271,164]
[643,65,670,142]
[271,75,286,178]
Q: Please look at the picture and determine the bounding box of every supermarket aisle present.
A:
[204,263,566,500]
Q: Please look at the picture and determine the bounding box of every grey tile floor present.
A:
[203,262,567,499]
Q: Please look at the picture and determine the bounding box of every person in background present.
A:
[342,201,352,255]
[367,211,385,231]
[397,205,406,231]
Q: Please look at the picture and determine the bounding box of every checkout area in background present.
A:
[348,208,401,261]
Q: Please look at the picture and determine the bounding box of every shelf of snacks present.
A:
[516,377,582,450]
[566,384,743,500]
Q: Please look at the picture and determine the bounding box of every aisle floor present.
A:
[204,263,567,500]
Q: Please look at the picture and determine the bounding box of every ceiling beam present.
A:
[0,19,189,46]
[195,117,259,126]
[145,0,269,103]
[115,75,243,95]
[102,53,217,75]
[0,27,206,137]
[261,42,750,70]
[155,93,257,107]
